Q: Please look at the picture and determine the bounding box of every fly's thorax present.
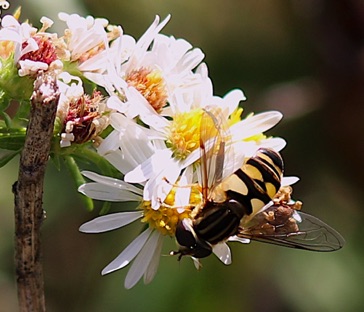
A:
[193,199,245,244]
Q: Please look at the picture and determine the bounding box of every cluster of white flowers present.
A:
[0,11,295,289]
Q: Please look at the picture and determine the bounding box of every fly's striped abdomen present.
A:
[222,148,283,216]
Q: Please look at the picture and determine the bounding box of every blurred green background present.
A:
[1,1,363,311]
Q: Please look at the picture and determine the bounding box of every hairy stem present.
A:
[13,71,59,312]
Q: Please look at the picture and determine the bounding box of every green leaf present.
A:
[64,155,94,211]
[0,148,20,167]
[72,145,120,178]
[54,142,120,178]
[0,130,26,150]
[0,111,13,128]
[12,100,30,125]
[0,90,9,112]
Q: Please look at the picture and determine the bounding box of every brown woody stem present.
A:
[13,71,59,312]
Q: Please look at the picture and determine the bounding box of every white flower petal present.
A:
[97,130,120,156]
[175,47,205,74]
[1,15,20,28]
[58,13,109,59]
[281,176,300,186]
[123,15,170,73]
[228,235,251,244]
[143,233,164,284]
[223,89,246,115]
[136,15,171,54]
[140,110,170,133]
[102,227,152,275]
[79,211,143,233]
[107,95,128,114]
[174,166,194,208]
[144,160,181,209]
[103,150,141,176]
[179,146,202,169]
[110,34,136,76]
[212,242,232,265]
[0,27,21,42]
[125,149,173,183]
[81,171,143,195]
[124,230,161,289]
[258,137,286,152]
[231,111,283,141]
[78,183,141,202]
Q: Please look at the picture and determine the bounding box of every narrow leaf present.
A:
[0,132,26,150]
[64,155,94,211]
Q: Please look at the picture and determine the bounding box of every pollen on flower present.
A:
[125,67,168,112]
[167,108,205,160]
[141,185,202,236]
[20,35,58,65]
[0,8,21,59]
[77,42,105,64]
[0,40,14,59]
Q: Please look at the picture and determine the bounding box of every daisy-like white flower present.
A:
[58,12,121,83]
[78,169,201,289]
[0,13,62,77]
[104,15,205,118]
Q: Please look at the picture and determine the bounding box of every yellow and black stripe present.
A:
[222,148,283,216]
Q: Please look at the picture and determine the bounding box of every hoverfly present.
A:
[171,108,344,260]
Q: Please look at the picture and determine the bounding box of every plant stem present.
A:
[13,71,59,312]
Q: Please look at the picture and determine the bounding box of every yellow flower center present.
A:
[125,67,168,113]
[141,185,202,236]
[0,8,21,59]
[166,108,204,160]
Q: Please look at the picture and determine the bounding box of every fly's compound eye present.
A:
[175,218,196,247]
[174,218,212,259]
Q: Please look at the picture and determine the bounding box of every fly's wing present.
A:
[238,204,345,252]
[199,107,231,200]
